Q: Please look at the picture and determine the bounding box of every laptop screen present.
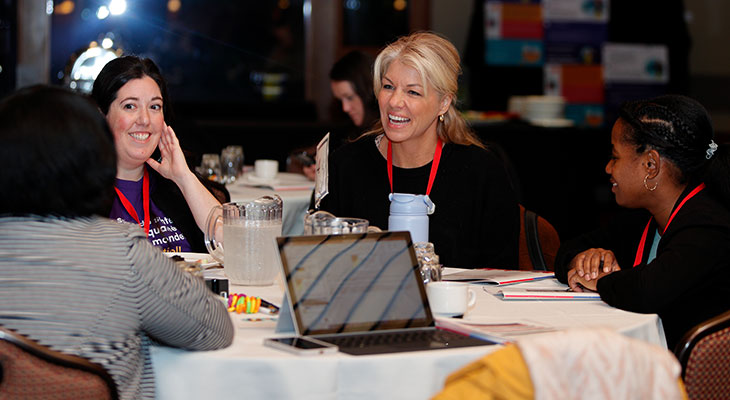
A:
[276,231,434,336]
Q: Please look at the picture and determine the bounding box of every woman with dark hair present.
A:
[318,32,519,268]
[295,51,380,180]
[555,94,730,349]
[92,55,220,252]
[0,85,233,399]
[330,50,379,131]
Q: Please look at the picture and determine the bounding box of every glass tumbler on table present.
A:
[414,242,442,285]
[199,153,222,182]
[221,145,244,184]
[303,210,370,235]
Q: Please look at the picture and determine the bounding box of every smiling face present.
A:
[377,60,450,147]
[331,80,365,126]
[106,76,165,176]
[606,119,649,208]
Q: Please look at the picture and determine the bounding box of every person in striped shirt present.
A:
[0,85,234,399]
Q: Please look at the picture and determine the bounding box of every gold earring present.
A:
[439,114,444,122]
[643,174,658,191]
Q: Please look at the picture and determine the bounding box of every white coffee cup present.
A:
[254,159,278,180]
[426,281,476,318]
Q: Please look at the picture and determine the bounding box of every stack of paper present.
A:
[436,317,555,344]
[443,268,555,285]
[498,288,601,301]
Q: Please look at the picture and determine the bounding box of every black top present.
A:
[555,185,730,349]
[318,136,519,268]
[148,167,207,253]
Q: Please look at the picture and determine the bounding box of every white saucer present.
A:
[528,118,574,128]
[165,252,219,268]
[243,174,280,186]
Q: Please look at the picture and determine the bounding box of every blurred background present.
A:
[1,0,728,240]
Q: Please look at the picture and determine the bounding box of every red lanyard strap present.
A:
[633,218,652,267]
[387,138,443,196]
[114,168,151,237]
[632,183,705,266]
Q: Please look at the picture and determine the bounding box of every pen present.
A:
[259,298,280,315]
[599,254,605,272]
[241,316,278,322]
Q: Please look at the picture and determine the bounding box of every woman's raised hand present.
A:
[146,125,191,184]
[147,125,221,231]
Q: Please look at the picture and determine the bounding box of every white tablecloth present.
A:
[151,269,666,400]
[226,172,313,236]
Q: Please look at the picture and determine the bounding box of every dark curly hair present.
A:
[618,94,730,205]
[0,85,117,217]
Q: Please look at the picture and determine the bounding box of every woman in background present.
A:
[0,85,233,399]
[297,51,380,180]
[330,50,380,134]
[555,95,730,349]
[92,56,220,252]
[318,32,519,268]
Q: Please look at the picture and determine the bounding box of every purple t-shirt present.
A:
[110,173,193,252]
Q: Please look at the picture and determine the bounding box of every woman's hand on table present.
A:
[567,248,620,292]
[570,269,613,292]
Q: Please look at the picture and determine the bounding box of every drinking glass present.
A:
[303,210,369,235]
[221,145,244,184]
[414,242,442,284]
[200,153,222,182]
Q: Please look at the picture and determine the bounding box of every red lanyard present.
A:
[387,138,443,195]
[633,183,705,266]
[114,168,150,237]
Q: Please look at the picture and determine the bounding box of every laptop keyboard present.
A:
[316,328,493,355]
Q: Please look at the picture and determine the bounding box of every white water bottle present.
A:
[388,193,435,243]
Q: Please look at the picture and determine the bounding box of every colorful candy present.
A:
[226,293,262,314]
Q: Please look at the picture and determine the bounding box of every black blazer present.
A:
[149,167,227,253]
[555,184,730,348]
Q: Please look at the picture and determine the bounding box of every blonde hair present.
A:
[367,31,484,148]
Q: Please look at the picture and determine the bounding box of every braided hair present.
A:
[618,94,730,205]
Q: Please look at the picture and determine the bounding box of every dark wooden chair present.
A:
[0,327,118,400]
[518,204,560,271]
[674,310,730,399]
[201,176,231,204]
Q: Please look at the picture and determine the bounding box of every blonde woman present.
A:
[319,32,519,268]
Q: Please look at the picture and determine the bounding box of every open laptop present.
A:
[275,231,494,355]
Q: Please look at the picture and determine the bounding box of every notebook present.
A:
[444,268,555,285]
[275,231,494,355]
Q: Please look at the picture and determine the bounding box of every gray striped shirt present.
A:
[0,216,234,399]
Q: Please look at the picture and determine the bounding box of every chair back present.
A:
[518,204,560,271]
[203,177,231,203]
[674,310,730,399]
[435,328,686,400]
[0,327,117,400]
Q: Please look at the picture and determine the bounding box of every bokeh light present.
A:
[167,0,181,13]
[54,0,75,15]
[109,0,127,15]
[101,38,114,49]
[97,6,110,19]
